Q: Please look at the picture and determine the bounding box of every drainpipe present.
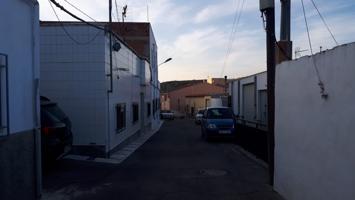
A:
[25,0,42,198]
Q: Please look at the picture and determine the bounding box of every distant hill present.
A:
[160,80,204,93]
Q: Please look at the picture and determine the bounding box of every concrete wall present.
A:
[274,43,355,200]
[0,0,40,199]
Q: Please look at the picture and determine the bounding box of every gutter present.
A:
[24,0,42,198]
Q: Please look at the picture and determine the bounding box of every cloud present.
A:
[193,0,258,24]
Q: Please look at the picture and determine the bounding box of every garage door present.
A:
[242,83,255,122]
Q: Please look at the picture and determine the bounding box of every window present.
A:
[147,102,151,117]
[132,103,139,124]
[116,104,126,132]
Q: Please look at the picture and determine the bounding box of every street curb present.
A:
[232,145,269,169]
[64,121,164,164]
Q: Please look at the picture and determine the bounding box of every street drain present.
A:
[198,169,228,177]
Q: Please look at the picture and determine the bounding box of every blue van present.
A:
[201,107,237,140]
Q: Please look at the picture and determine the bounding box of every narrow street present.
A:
[44,119,283,200]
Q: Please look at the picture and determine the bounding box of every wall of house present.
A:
[149,26,161,129]
[0,0,40,199]
[160,93,170,111]
[106,36,142,153]
[274,42,355,200]
[168,83,224,114]
[185,96,211,112]
[40,24,108,155]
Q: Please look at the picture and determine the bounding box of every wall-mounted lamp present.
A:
[158,58,172,66]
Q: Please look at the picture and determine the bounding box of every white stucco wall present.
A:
[0,0,39,134]
[40,25,107,146]
[106,36,142,151]
[275,42,355,200]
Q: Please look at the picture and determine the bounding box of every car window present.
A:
[42,104,67,121]
[198,110,204,114]
[207,108,233,119]
[41,109,61,127]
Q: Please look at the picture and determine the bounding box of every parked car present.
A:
[40,96,73,164]
[195,109,205,124]
[160,110,175,120]
[201,107,237,140]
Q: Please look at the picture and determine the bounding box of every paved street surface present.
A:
[43,119,283,200]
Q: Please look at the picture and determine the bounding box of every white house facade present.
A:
[40,22,160,157]
[0,0,41,199]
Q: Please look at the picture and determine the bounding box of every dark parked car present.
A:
[40,96,73,164]
[201,107,237,140]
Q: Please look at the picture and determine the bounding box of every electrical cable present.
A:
[220,0,245,77]
[115,0,120,22]
[220,0,243,77]
[309,0,338,46]
[301,0,328,98]
[48,0,102,45]
[63,0,97,22]
[261,12,292,61]
[48,0,124,44]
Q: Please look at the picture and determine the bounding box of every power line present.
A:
[261,12,292,60]
[115,0,120,22]
[301,0,328,98]
[48,0,124,43]
[48,0,102,45]
[309,0,338,46]
[220,0,245,77]
[63,0,97,22]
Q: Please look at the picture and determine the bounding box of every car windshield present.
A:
[42,104,67,121]
[207,108,233,119]
[198,110,204,114]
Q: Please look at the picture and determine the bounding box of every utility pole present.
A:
[278,0,292,62]
[260,0,276,186]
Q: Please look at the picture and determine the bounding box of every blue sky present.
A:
[39,0,355,82]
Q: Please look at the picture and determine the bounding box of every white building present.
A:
[0,0,41,199]
[40,22,160,157]
[275,42,355,200]
[229,72,268,129]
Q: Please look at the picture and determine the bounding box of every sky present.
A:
[38,0,355,82]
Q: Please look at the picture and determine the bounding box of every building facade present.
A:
[229,72,268,129]
[40,22,159,157]
[0,0,41,199]
[161,81,225,116]
[111,22,160,129]
[275,42,355,200]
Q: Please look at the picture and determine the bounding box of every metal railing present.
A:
[235,117,268,131]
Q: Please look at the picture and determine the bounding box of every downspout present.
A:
[26,0,42,198]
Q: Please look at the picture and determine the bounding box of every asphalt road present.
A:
[43,119,283,200]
